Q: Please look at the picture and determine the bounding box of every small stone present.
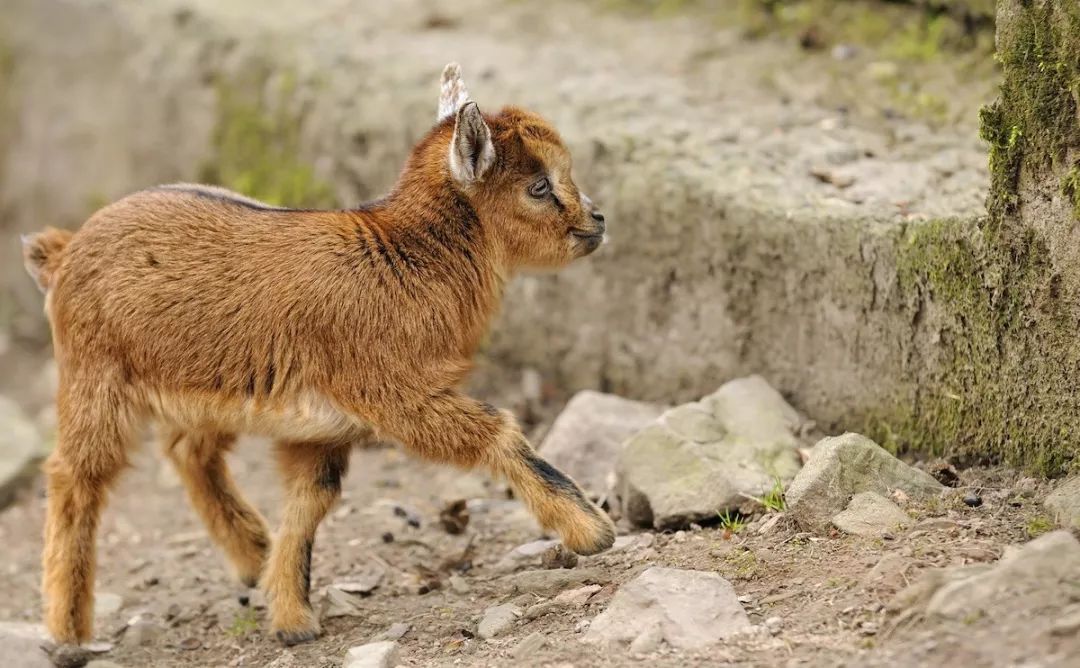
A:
[377,622,410,642]
[554,584,602,607]
[123,614,163,647]
[831,492,910,537]
[94,592,124,618]
[583,567,751,650]
[344,640,399,668]
[1045,476,1080,528]
[477,604,521,640]
[859,622,879,636]
[628,626,662,655]
[448,574,471,594]
[963,492,983,507]
[178,637,201,650]
[495,539,559,572]
[540,544,578,570]
[512,632,547,659]
[439,499,470,535]
[504,568,607,595]
[573,619,591,633]
[831,43,859,61]
[765,616,784,635]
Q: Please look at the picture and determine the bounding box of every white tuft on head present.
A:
[438,62,472,122]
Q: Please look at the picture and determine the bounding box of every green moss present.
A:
[200,75,336,208]
[866,215,1074,475]
[1062,165,1080,221]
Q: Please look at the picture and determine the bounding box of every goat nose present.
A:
[591,210,605,224]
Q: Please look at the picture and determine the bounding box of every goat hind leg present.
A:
[163,429,271,588]
[42,381,133,644]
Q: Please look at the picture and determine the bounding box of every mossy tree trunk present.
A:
[891,0,1080,474]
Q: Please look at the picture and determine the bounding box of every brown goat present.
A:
[22,63,614,647]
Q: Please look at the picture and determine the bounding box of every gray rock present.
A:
[628,626,662,655]
[343,641,399,668]
[122,613,163,647]
[786,433,944,532]
[477,603,522,640]
[831,491,910,537]
[94,591,124,618]
[494,539,559,573]
[540,391,663,495]
[764,616,784,635]
[322,568,384,618]
[1045,476,1080,529]
[503,568,607,595]
[0,622,51,668]
[583,567,751,650]
[375,622,410,642]
[890,531,1080,622]
[512,631,547,659]
[617,376,806,530]
[0,397,47,510]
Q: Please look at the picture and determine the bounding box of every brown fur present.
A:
[24,83,612,646]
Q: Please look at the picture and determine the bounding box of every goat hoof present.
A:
[275,628,320,646]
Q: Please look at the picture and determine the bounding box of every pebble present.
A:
[512,631,547,659]
[540,544,578,570]
[553,584,602,607]
[377,622,410,641]
[765,616,784,635]
[344,640,399,668]
[178,637,201,650]
[476,604,521,639]
[831,43,859,61]
[963,492,983,507]
[448,574,471,594]
[94,592,124,618]
[628,626,662,655]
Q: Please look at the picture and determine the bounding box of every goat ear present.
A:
[449,101,495,185]
[438,62,471,122]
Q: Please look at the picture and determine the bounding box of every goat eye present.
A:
[528,177,551,198]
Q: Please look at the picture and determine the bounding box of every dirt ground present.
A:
[0,357,1075,668]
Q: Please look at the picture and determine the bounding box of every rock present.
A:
[963,491,983,507]
[831,492,910,537]
[322,567,385,617]
[628,626,662,655]
[1045,476,1080,529]
[375,622,410,642]
[494,539,559,573]
[583,567,751,650]
[0,622,51,668]
[785,433,944,532]
[553,584,602,607]
[504,568,607,595]
[540,543,578,570]
[448,574,470,594]
[540,391,664,495]
[477,604,522,640]
[122,613,163,647]
[891,531,1080,621]
[94,592,124,618]
[512,631,547,659]
[618,376,806,530]
[764,616,784,635]
[0,397,47,510]
[343,641,399,668]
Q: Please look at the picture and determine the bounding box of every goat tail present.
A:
[22,227,73,293]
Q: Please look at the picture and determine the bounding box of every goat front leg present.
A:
[261,440,350,645]
[375,392,615,555]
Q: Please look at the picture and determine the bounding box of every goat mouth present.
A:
[570,230,605,254]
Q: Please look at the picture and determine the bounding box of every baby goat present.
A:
[22,63,614,646]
